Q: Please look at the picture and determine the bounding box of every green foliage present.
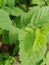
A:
[0,0,49,65]
[19,38,46,65]
[33,28,46,51]
[13,40,19,55]
[46,51,49,65]
[30,6,49,28]
[9,26,19,43]
[0,0,6,7]
[6,0,15,8]
[2,30,9,44]
[0,52,15,65]
[0,9,12,30]
[3,6,25,16]
[5,56,15,65]
[32,0,45,6]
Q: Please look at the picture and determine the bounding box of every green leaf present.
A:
[13,40,19,55]
[40,23,49,35]
[46,0,49,5]
[5,59,11,65]
[46,33,49,44]
[9,26,19,43]
[33,28,47,51]
[14,17,22,28]
[19,28,46,65]
[0,53,3,60]
[0,9,12,30]
[15,0,20,3]
[2,30,9,44]
[6,0,15,8]
[24,29,35,51]
[3,53,10,59]
[46,51,49,65]
[20,7,37,26]
[5,56,15,65]
[19,37,46,65]
[21,12,32,26]
[0,0,6,7]
[3,7,25,16]
[0,29,3,35]
[32,0,45,6]
[30,6,49,28]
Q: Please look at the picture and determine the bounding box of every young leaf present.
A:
[33,28,47,51]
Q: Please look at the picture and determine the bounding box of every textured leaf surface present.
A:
[0,9,12,30]
[3,7,25,16]
[33,28,47,51]
[19,29,46,65]
[20,7,38,26]
[24,29,35,51]
[30,6,49,28]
